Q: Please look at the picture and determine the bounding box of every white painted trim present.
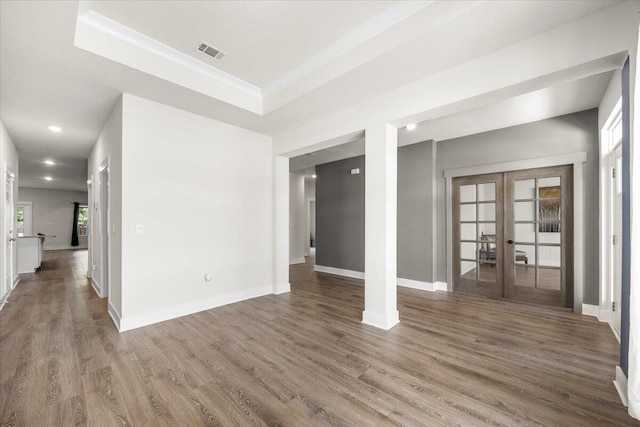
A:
[397,277,448,292]
[273,282,291,295]
[44,245,77,251]
[397,277,436,291]
[573,161,584,313]
[614,366,629,407]
[117,285,272,332]
[362,309,400,330]
[17,201,33,236]
[443,152,587,178]
[13,276,19,289]
[435,281,449,291]
[446,177,454,291]
[609,322,621,344]
[108,300,121,331]
[582,303,600,317]
[91,277,101,297]
[289,257,306,265]
[0,279,17,312]
[599,307,613,323]
[76,11,261,100]
[262,1,429,98]
[315,265,365,280]
[444,152,587,308]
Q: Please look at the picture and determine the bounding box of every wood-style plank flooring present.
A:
[0,249,636,426]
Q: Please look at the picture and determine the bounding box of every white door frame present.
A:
[305,197,315,256]
[16,201,32,236]
[4,165,16,294]
[445,152,587,313]
[87,176,93,279]
[99,158,110,300]
[599,98,623,334]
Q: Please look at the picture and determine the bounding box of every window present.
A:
[77,205,89,236]
[17,206,24,236]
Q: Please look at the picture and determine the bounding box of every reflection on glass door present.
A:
[453,173,504,298]
[453,166,573,308]
[504,166,573,307]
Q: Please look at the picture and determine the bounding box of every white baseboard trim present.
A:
[13,276,20,289]
[598,307,613,323]
[108,300,121,331]
[582,304,599,317]
[44,245,88,251]
[91,278,101,297]
[362,310,400,330]
[397,278,448,292]
[289,257,305,265]
[609,322,621,344]
[0,281,17,312]
[273,282,291,295]
[315,265,364,280]
[435,281,450,291]
[614,366,628,407]
[118,285,273,332]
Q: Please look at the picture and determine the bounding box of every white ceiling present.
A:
[0,0,626,191]
[91,0,395,87]
[290,71,614,175]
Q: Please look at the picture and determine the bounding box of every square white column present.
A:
[273,155,290,294]
[363,123,399,330]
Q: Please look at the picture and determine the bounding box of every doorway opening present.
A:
[99,162,110,299]
[601,98,623,338]
[453,165,574,308]
[5,168,16,296]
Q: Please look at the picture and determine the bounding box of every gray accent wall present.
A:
[316,156,365,271]
[398,141,436,282]
[315,110,600,304]
[435,109,600,304]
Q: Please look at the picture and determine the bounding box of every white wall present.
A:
[88,97,123,316]
[119,94,273,328]
[0,121,19,304]
[17,188,88,249]
[289,173,305,263]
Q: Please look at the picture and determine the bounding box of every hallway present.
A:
[0,250,635,425]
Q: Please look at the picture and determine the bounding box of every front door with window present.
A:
[453,165,573,308]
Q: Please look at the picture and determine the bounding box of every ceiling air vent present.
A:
[196,41,226,60]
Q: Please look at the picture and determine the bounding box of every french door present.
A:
[453,165,573,308]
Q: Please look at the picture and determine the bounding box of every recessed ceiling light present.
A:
[44,160,55,166]
[406,123,417,130]
[48,125,62,133]
[44,176,53,181]
[312,174,317,178]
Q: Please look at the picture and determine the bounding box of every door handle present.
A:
[507,239,514,245]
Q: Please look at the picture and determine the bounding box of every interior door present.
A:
[5,171,15,292]
[612,144,623,334]
[453,173,504,298]
[504,166,573,308]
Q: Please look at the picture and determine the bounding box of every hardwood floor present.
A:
[0,249,635,426]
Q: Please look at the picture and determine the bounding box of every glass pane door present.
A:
[504,166,573,308]
[453,173,504,298]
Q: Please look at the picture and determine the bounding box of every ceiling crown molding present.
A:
[261,1,432,99]
[75,10,263,113]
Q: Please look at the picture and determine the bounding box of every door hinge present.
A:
[612,168,616,179]
[613,235,618,245]
[612,301,616,312]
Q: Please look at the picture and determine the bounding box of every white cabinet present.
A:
[17,236,43,273]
